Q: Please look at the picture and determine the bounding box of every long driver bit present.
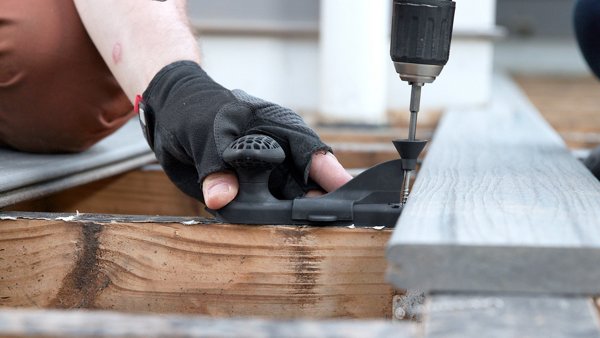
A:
[401,83,422,205]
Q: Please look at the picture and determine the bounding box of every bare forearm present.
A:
[73,0,201,102]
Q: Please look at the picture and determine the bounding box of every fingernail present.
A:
[208,182,231,196]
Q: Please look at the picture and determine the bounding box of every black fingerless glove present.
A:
[139,60,331,202]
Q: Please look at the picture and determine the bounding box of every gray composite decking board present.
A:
[0,153,156,207]
[424,295,600,338]
[0,309,418,338]
[387,74,600,294]
[0,119,151,191]
[0,119,154,207]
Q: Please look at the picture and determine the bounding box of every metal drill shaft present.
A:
[401,83,423,205]
[408,83,422,141]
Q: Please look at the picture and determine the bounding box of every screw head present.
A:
[394,307,406,320]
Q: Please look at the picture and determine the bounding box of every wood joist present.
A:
[0,213,395,319]
[515,75,600,149]
[4,167,209,217]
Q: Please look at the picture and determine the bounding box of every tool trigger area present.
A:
[210,133,404,227]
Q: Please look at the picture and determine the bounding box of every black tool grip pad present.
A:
[223,134,285,170]
[222,134,285,203]
[390,0,456,66]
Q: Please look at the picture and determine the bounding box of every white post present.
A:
[319,0,390,125]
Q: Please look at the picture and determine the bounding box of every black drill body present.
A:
[391,0,456,67]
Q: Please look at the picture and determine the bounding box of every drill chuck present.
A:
[390,0,456,84]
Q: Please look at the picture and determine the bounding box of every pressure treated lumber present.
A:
[0,212,394,319]
[515,75,600,148]
[0,309,416,338]
[5,166,209,217]
[387,75,600,294]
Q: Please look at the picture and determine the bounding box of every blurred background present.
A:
[186,0,600,148]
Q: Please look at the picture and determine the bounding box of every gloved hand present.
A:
[139,61,351,209]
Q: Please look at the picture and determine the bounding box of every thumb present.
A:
[202,171,239,210]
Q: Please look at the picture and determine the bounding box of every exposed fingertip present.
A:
[202,172,239,210]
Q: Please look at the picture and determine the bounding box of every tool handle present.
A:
[222,134,285,202]
[390,0,456,66]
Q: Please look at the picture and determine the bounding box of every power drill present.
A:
[390,0,456,204]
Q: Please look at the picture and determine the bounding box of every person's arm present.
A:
[73,0,199,102]
[73,0,352,209]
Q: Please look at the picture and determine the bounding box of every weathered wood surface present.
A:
[387,75,600,294]
[0,120,154,207]
[424,295,600,338]
[0,308,417,338]
[515,75,600,149]
[5,166,209,217]
[0,212,395,319]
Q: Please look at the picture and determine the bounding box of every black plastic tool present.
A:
[208,134,417,227]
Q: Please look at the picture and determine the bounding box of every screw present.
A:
[394,306,406,320]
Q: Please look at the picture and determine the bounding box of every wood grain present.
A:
[387,75,600,294]
[0,220,80,308]
[0,213,395,319]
